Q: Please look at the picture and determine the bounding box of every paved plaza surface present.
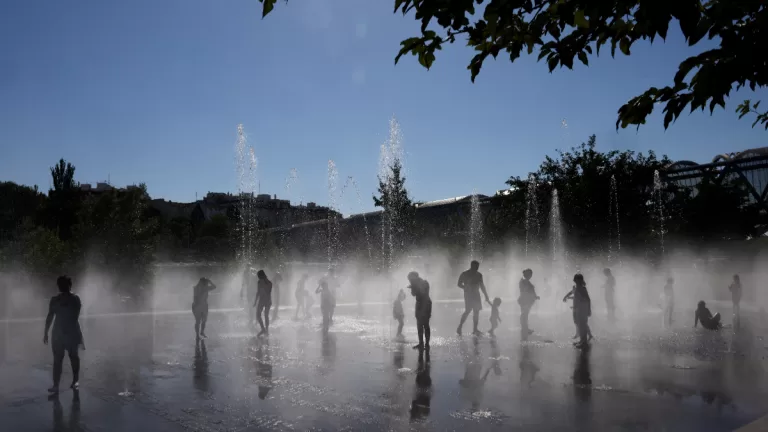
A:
[1,301,768,431]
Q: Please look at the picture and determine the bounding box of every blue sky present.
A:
[1,0,766,215]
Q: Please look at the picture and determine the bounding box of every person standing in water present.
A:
[253,270,273,337]
[271,271,283,322]
[44,276,84,393]
[603,268,616,322]
[294,274,309,320]
[457,260,492,336]
[408,272,432,350]
[663,277,675,328]
[316,279,334,333]
[518,268,540,337]
[729,274,742,327]
[240,268,258,327]
[393,289,406,339]
[319,268,340,324]
[563,273,592,348]
[192,277,217,340]
[489,298,502,337]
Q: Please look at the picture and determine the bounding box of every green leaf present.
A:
[619,38,630,55]
[578,51,589,66]
[574,10,589,29]
[261,0,277,18]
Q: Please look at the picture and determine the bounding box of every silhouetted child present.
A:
[663,277,674,328]
[695,300,722,330]
[408,272,432,350]
[294,274,309,320]
[563,273,592,348]
[393,289,406,338]
[489,297,502,337]
[316,279,334,334]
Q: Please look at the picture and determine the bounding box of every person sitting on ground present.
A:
[489,297,502,337]
[394,289,406,338]
[408,272,432,351]
[694,300,722,330]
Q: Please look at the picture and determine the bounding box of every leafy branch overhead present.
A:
[258,0,767,131]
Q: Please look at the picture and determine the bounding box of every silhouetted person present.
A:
[320,268,340,324]
[44,276,83,393]
[241,268,258,327]
[457,260,492,336]
[563,273,591,348]
[695,301,722,330]
[316,279,334,334]
[294,274,309,320]
[410,349,432,421]
[393,289,406,339]
[271,271,283,322]
[192,277,216,339]
[603,268,616,322]
[253,270,272,337]
[518,269,539,337]
[408,272,432,350]
[729,274,742,327]
[489,297,502,337]
[663,277,674,328]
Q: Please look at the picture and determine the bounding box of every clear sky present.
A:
[1,0,766,215]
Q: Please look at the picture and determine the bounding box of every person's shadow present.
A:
[410,349,432,421]
[50,389,81,431]
[193,339,209,394]
[572,345,592,402]
[255,338,273,400]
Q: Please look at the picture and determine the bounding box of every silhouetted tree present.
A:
[374,159,416,260]
[259,0,767,130]
[47,159,81,241]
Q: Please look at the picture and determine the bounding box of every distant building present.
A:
[150,192,337,230]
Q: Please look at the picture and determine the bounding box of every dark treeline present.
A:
[2,136,764,296]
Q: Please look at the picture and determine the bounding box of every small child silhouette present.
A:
[393,289,406,338]
[489,297,502,336]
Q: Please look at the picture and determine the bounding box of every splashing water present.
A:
[525,174,539,258]
[342,176,373,266]
[550,188,564,264]
[234,125,258,264]
[653,170,666,258]
[377,116,406,272]
[327,160,340,270]
[608,175,621,264]
[469,191,484,260]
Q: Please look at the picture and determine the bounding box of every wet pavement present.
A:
[2,302,768,431]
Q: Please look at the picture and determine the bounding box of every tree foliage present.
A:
[259,0,768,130]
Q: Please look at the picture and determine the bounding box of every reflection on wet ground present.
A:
[1,303,767,431]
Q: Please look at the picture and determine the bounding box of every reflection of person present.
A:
[518,269,539,337]
[408,272,432,350]
[193,339,209,393]
[393,289,406,338]
[457,260,492,336]
[695,301,722,330]
[43,276,84,393]
[489,298,502,337]
[663,277,675,328]
[563,274,592,348]
[255,339,272,400]
[51,390,80,431]
[192,277,217,339]
[410,349,432,421]
[253,270,272,337]
[603,268,616,322]
[729,274,742,326]
[294,274,309,320]
[459,340,490,410]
